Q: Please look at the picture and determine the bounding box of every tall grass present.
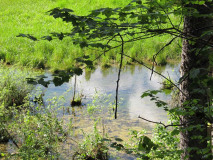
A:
[0,62,39,107]
[0,0,181,71]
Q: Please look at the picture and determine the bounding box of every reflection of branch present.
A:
[73,75,77,101]
[138,115,184,128]
[115,33,124,119]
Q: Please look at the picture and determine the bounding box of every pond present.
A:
[1,63,180,159]
[41,63,180,159]
[42,63,180,120]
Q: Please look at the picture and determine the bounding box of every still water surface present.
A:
[43,63,180,122]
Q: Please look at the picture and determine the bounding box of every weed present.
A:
[73,122,109,160]
[71,93,83,106]
[124,125,180,160]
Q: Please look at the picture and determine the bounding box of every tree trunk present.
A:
[180,2,212,160]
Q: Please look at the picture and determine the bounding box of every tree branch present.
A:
[115,33,124,119]
[138,115,183,128]
[122,53,186,97]
[150,37,177,80]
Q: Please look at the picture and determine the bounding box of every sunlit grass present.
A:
[0,0,181,71]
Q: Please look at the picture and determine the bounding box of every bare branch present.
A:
[150,37,177,80]
[115,33,124,119]
[122,53,186,97]
[138,115,183,128]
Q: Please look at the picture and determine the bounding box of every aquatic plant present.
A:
[71,75,83,106]
[73,122,109,160]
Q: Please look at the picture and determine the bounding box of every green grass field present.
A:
[0,0,181,71]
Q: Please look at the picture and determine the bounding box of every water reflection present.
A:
[40,63,180,124]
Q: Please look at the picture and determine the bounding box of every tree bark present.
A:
[180,2,212,160]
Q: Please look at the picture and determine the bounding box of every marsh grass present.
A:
[0,0,181,71]
[0,62,40,107]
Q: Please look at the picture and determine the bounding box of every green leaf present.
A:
[73,67,83,76]
[115,137,123,142]
[110,142,124,150]
[171,128,180,136]
[0,153,5,157]
[162,89,172,95]
[141,92,150,98]
[102,138,111,142]
[41,36,53,41]
[38,78,50,87]
[17,34,37,41]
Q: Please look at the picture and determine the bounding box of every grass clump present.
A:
[0,62,37,107]
[0,62,40,144]
[11,105,65,159]
[71,94,83,106]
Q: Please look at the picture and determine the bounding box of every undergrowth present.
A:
[0,63,181,159]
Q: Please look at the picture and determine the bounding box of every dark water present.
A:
[1,63,180,159]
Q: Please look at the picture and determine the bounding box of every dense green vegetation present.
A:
[0,67,180,159]
[0,0,180,71]
[1,0,212,159]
